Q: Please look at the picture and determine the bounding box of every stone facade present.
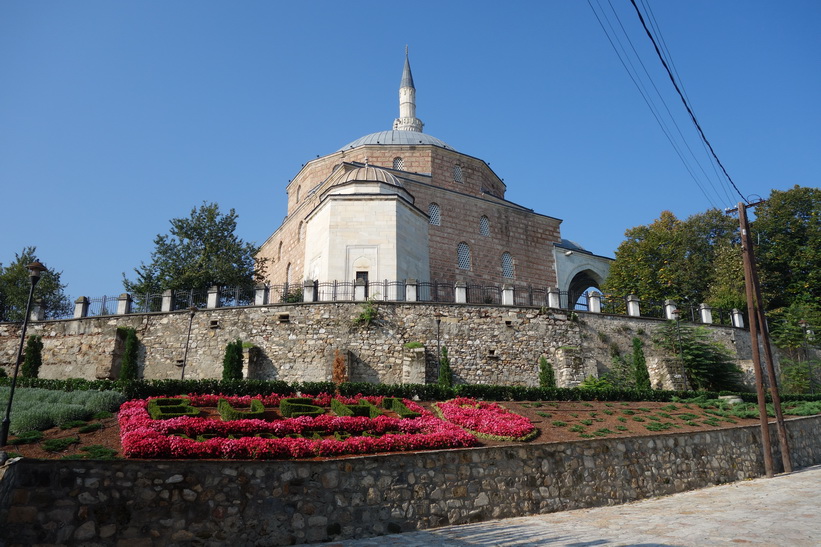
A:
[0,302,777,390]
[2,415,819,546]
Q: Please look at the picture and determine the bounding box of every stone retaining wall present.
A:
[2,415,819,546]
[0,303,770,388]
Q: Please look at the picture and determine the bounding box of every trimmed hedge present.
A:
[217,398,265,421]
[146,398,200,420]
[279,397,325,418]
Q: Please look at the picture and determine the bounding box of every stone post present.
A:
[302,280,315,303]
[74,297,89,319]
[117,293,132,315]
[501,284,514,306]
[699,303,713,324]
[547,287,561,309]
[161,290,174,312]
[455,281,467,304]
[402,346,426,384]
[207,286,220,309]
[405,279,418,302]
[354,278,367,301]
[626,294,641,317]
[731,308,745,328]
[30,299,45,321]
[664,299,678,320]
[254,285,268,306]
[588,291,602,313]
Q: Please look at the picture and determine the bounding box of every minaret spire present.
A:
[393,47,424,132]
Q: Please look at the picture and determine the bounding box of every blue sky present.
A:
[1,1,819,300]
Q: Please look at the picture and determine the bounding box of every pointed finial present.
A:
[405,44,408,56]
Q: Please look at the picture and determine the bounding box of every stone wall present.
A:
[2,415,819,546]
[0,303,772,389]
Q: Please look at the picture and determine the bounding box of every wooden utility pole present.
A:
[734,201,791,476]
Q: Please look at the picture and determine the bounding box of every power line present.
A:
[629,0,746,203]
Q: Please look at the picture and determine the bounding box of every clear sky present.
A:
[1,1,819,300]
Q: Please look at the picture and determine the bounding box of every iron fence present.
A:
[86,295,121,317]
[131,293,164,314]
[417,281,455,303]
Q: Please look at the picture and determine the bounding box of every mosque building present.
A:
[256,52,611,305]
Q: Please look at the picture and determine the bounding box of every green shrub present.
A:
[21,335,43,378]
[438,346,453,388]
[403,341,424,349]
[77,445,118,460]
[217,398,265,421]
[222,339,244,381]
[538,356,556,389]
[8,430,43,445]
[60,420,88,430]
[42,436,79,452]
[78,422,103,433]
[147,397,200,420]
[331,398,380,418]
[632,337,651,390]
[279,397,325,418]
[118,327,140,380]
[382,397,420,418]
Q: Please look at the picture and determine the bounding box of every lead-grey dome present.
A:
[336,165,401,186]
[339,130,454,151]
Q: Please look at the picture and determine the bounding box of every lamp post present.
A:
[434,312,442,364]
[180,306,197,380]
[1,261,47,447]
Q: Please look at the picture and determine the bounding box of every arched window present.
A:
[296,186,301,203]
[286,262,292,285]
[457,242,471,270]
[502,252,514,278]
[277,241,283,261]
[297,221,303,242]
[479,215,490,236]
[428,203,441,226]
[453,165,463,183]
[393,157,404,170]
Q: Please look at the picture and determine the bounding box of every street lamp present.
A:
[434,312,442,364]
[180,306,197,380]
[1,261,47,447]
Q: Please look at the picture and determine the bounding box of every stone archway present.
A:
[567,269,605,309]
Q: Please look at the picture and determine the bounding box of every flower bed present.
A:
[434,397,538,441]
[119,393,482,459]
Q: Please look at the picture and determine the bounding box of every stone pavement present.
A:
[315,464,821,546]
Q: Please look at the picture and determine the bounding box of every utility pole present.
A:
[729,201,792,476]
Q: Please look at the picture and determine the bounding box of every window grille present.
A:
[453,165,463,182]
[393,157,404,170]
[479,215,490,236]
[457,242,471,270]
[502,252,514,278]
[428,203,441,226]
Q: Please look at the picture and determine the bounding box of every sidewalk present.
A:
[320,465,821,546]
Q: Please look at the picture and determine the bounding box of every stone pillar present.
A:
[664,300,678,320]
[627,294,641,317]
[161,290,174,312]
[74,297,89,318]
[207,286,220,309]
[731,309,745,328]
[588,291,602,313]
[501,284,514,306]
[455,281,467,304]
[302,280,315,303]
[405,279,418,302]
[354,279,367,301]
[30,299,45,321]
[254,285,268,306]
[699,303,713,324]
[402,346,426,384]
[117,293,132,315]
[548,287,561,309]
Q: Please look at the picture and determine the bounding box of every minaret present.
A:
[393,47,424,132]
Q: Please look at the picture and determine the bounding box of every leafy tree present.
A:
[632,337,651,390]
[222,339,244,381]
[753,185,821,310]
[769,302,820,394]
[118,327,140,380]
[438,346,453,388]
[654,322,743,391]
[21,335,43,378]
[123,203,263,295]
[602,210,737,308]
[0,247,71,321]
[538,356,556,388]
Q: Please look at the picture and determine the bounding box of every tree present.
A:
[654,322,744,391]
[222,339,244,381]
[632,337,651,391]
[538,356,556,389]
[0,247,71,321]
[438,346,453,388]
[123,202,263,295]
[769,302,820,394]
[118,327,140,380]
[21,335,43,378]
[602,210,738,309]
[753,185,821,311]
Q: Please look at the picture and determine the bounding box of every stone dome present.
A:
[335,165,402,186]
[339,130,455,151]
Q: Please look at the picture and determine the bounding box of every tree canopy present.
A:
[123,202,263,295]
[0,247,72,321]
[602,185,819,313]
